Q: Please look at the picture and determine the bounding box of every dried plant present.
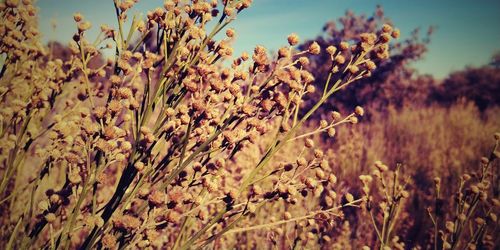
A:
[0,0,395,249]
[428,138,499,250]
[0,1,498,249]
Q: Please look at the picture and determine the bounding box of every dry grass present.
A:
[0,1,498,249]
[221,102,499,249]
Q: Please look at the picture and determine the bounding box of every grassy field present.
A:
[0,1,498,249]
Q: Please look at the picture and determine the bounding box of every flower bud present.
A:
[287,33,299,46]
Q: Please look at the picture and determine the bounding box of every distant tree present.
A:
[47,41,73,62]
[299,6,434,117]
[490,51,500,68]
[47,41,104,69]
[431,64,500,110]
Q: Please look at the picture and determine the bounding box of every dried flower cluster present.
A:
[0,1,498,250]
[0,0,395,248]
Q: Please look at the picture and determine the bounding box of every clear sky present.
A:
[37,0,500,79]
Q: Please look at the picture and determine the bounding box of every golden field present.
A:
[0,0,498,249]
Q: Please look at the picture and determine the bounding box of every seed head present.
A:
[250,185,263,196]
[489,213,497,222]
[304,178,317,189]
[461,174,471,181]
[355,106,364,116]
[117,87,133,99]
[69,172,82,185]
[365,60,377,71]
[253,45,268,66]
[78,21,92,32]
[334,55,345,64]
[359,175,373,184]
[330,111,340,121]
[93,106,107,119]
[320,120,328,128]
[374,161,388,172]
[287,33,299,46]
[474,217,485,225]
[328,174,337,184]
[225,28,235,38]
[73,12,83,22]
[315,168,325,179]
[492,198,500,209]
[181,79,198,93]
[45,213,56,223]
[113,215,141,232]
[401,190,410,198]
[314,149,323,158]
[382,24,393,33]
[298,56,309,66]
[278,47,290,58]
[360,33,377,45]
[339,41,349,51]
[433,177,441,185]
[391,29,401,39]
[349,65,359,74]
[443,242,452,249]
[119,0,134,12]
[480,157,489,165]
[349,116,358,124]
[313,185,323,197]
[102,234,117,249]
[305,138,314,148]
[327,128,336,137]
[284,212,292,220]
[379,33,391,44]
[326,45,337,55]
[240,51,249,61]
[493,132,500,140]
[345,193,354,203]
[470,185,479,194]
[134,162,145,172]
[308,42,321,55]
[297,157,307,167]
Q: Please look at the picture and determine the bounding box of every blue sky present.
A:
[37,0,500,79]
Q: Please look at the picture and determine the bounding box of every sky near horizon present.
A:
[37,0,500,79]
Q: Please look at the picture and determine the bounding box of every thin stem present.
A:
[224,199,362,234]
